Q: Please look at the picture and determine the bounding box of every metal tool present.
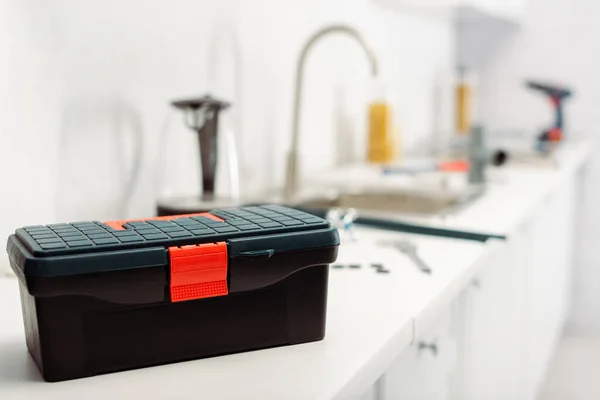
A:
[326,207,359,242]
[370,262,390,274]
[284,24,379,200]
[525,81,573,151]
[381,239,432,274]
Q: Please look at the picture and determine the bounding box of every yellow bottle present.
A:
[368,101,397,164]
[456,66,471,135]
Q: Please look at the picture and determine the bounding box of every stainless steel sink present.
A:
[291,186,485,219]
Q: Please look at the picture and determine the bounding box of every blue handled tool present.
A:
[525,81,573,150]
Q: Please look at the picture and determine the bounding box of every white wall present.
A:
[0,0,455,272]
[0,0,61,231]
[476,0,600,332]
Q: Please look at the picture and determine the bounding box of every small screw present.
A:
[369,263,390,274]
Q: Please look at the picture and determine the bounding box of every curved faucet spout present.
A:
[284,24,379,200]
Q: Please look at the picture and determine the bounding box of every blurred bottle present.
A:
[367,84,399,164]
[456,66,472,135]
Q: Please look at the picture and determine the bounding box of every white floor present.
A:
[538,336,600,400]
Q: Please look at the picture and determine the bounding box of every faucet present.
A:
[284,25,379,200]
[468,125,487,185]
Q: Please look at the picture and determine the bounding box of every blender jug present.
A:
[156,94,241,215]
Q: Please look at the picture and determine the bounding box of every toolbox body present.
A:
[6,205,339,382]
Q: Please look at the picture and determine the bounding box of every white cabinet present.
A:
[374,0,526,69]
[351,155,581,400]
[365,173,579,400]
[457,177,578,400]
[523,180,577,399]
[459,225,531,399]
[374,0,528,21]
[383,306,457,399]
[359,385,377,400]
[462,0,527,20]
[455,2,523,70]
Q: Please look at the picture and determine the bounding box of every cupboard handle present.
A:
[418,341,438,357]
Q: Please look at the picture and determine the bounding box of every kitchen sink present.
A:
[290,186,485,219]
[247,182,500,242]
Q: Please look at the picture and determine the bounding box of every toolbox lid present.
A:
[7,205,339,279]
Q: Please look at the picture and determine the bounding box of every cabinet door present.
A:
[467,0,527,19]
[524,180,577,398]
[460,179,578,400]
[460,224,531,400]
[359,385,376,400]
[383,306,456,399]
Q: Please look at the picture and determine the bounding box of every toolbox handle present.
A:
[238,249,275,259]
[227,228,339,256]
[228,245,338,294]
[226,228,339,293]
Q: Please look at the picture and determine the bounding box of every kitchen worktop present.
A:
[436,140,590,236]
[0,230,492,400]
[0,141,589,399]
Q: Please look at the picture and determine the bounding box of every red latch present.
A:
[168,242,228,302]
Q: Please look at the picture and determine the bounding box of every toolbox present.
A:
[6,205,339,382]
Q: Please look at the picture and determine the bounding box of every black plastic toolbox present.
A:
[6,205,339,382]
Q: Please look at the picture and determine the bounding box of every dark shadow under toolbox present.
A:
[6,205,340,382]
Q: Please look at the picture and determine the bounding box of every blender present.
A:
[156,94,241,215]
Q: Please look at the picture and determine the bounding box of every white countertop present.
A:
[0,229,492,400]
[437,140,590,235]
[0,141,588,399]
